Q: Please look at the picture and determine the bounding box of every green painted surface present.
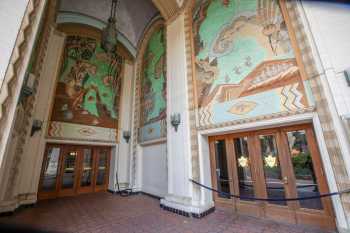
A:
[141,27,166,125]
[52,36,122,129]
[195,0,295,89]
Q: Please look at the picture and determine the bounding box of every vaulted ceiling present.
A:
[59,0,159,47]
[58,0,186,48]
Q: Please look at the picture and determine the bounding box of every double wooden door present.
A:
[209,124,335,230]
[38,144,111,200]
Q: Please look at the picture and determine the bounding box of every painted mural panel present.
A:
[193,0,310,127]
[139,26,166,142]
[49,35,123,142]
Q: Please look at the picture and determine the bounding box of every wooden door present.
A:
[209,136,235,207]
[38,144,63,200]
[280,124,335,229]
[209,123,335,230]
[94,147,111,192]
[77,146,95,194]
[58,145,79,197]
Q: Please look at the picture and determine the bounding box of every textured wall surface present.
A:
[139,26,167,142]
[301,1,350,117]
[141,143,167,197]
[0,0,29,87]
[193,0,311,128]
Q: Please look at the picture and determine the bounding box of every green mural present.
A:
[140,26,166,126]
[51,35,123,129]
[193,0,308,127]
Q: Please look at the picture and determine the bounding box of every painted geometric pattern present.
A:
[193,0,310,128]
[48,121,117,142]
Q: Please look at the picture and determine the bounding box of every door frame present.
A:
[208,123,335,229]
[38,143,112,200]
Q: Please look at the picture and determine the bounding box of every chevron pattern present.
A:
[198,105,213,127]
[279,83,305,112]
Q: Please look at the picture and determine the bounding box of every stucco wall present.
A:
[301,1,350,117]
[141,143,167,197]
[0,0,28,87]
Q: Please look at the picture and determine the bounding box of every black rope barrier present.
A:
[190,179,350,202]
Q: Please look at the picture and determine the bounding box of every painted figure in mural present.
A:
[51,36,122,128]
[140,27,166,125]
[139,25,167,142]
[193,0,309,127]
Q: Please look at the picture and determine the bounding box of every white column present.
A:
[160,14,212,215]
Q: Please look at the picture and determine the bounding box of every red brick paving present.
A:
[0,193,334,233]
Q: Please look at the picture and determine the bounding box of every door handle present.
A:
[283,176,288,184]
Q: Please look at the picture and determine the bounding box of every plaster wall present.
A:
[0,0,28,87]
[141,143,167,197]
[301,2,350,117]
[165,14,192,199]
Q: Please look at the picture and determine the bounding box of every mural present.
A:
[193,0,311,127]
[49,35,123,142]
[139,26,167,142]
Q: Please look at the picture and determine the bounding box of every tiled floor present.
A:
[0,193,333,233]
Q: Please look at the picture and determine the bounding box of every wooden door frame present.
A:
[76,146,95,194]
[208,136,235,207]
[94,146,111,192]
[38,144,112,200]
[58,145,79,197]
[38,144,63,200]
[208,123,336,229]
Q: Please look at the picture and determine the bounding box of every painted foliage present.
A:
[139,26,167,142]
[193,0,311,127]
[49,35,122,142]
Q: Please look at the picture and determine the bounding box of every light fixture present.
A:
[238,156,249,168]
[123,131,131,143]
[264,154,277,168]
[171,113,181,132]
[102,0,118,54]
[30,119,43,137]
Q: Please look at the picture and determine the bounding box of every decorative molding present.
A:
[131,18,166,188]
[152,0,182,21]
[283,0,350,217]
[197,107,316,131]
[2,0,56,202]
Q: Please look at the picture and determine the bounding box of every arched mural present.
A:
[193,0,312,127]
[48,26,124,142]
[138,23,166,142]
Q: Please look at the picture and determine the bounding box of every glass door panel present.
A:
[61,149,77,190]
[80,148,93,187]
[41,147,60,192]
[234,137,255,200]
[96,149,108,186]
[259,135,286,206]
[214,140,231,198]
[286,130,323,210]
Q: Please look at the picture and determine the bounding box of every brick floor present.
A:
[0,193,334,233]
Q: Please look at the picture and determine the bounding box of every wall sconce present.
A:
[123,131,131,143]
[171,113,181,132]
[344,68,350,86]
[22,73,36,97]
[31,119,43,136]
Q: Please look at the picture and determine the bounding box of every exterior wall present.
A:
[141,143,167,197]
[301,1,350,117]
[0,0,29,87]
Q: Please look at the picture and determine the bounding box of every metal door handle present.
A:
[283,176,288,184]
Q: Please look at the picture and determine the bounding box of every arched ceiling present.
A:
[58,0,159,47]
